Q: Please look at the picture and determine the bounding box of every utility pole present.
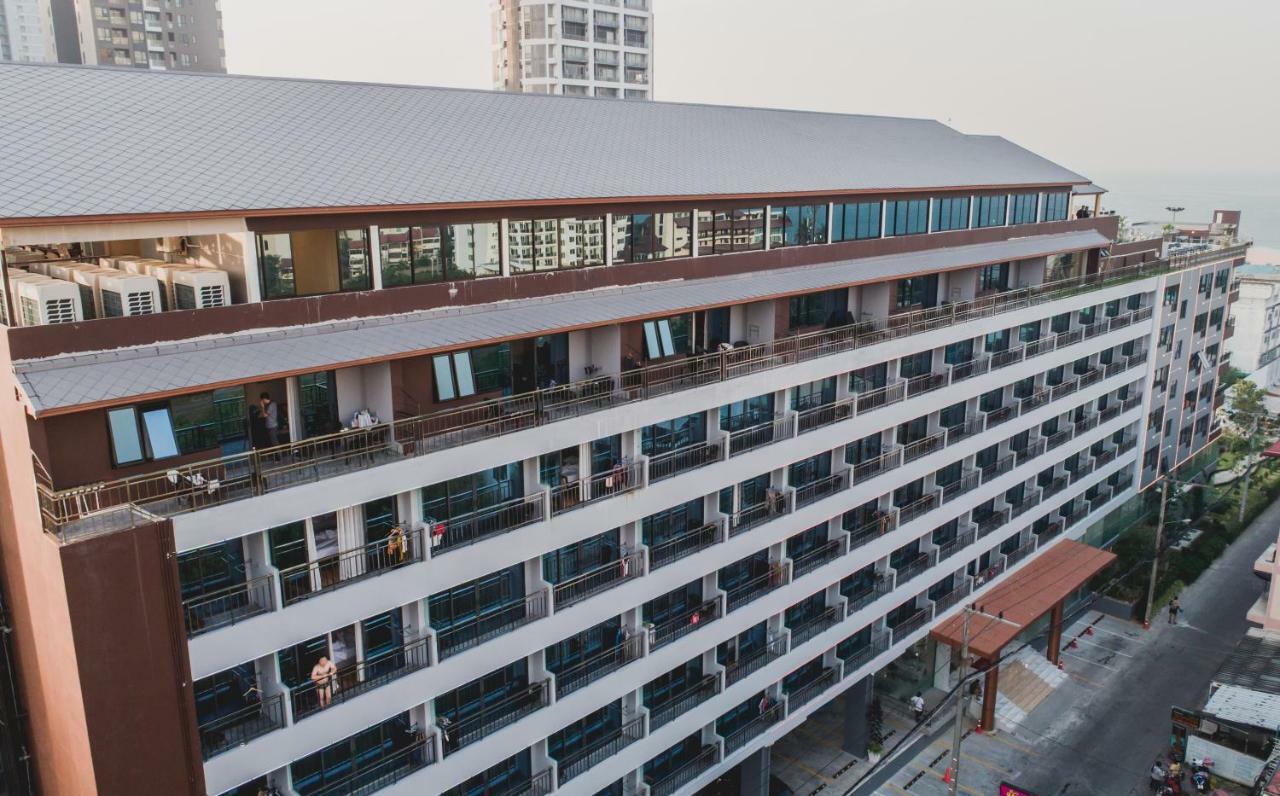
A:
[1143,478,1170,628]
[1239,413,1262,523]
[947,606,971,796]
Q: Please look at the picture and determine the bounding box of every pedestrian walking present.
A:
[1168,597,1180,625]
[909,691,926,724]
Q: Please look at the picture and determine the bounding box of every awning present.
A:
[1073,183,1107,196]
[1261,439,1280,459]
[930,540,1115,660]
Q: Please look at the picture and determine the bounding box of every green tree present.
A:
[1226,379,1277,521]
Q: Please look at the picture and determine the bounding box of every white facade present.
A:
[0,0,55,62]
[492,0,653,99]
[1226,266,1280,387]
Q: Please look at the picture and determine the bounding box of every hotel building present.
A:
[0,63,1247,795]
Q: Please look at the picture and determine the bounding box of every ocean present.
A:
[1091,170,1280,256]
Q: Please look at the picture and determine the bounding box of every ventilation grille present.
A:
[126,291,155,316]
[44,298,76,324]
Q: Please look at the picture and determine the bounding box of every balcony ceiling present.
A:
[11,229,1108,415]
[0,63,1086,221]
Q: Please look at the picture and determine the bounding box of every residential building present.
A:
[492,0,652,99]
[1226,263,1280,388]
[0,0,56,62]
[47,0,225,71]
[0,63,1247,796]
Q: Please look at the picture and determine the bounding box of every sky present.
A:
[221,0,1280,241]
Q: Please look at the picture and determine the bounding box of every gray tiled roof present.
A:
[0,63,1088,221]
[13,229,1109,414]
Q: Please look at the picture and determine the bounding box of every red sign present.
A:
[1000,784,1036,796]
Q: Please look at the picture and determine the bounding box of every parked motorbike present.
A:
[1189,757,1214,793]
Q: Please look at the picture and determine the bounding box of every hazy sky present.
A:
[222,0,1278,180]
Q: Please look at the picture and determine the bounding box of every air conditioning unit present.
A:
[99,255,148,272]
[172,267,230,310]
[11,274,82,326]
[50,264,109,320]
[141,262,192,312]
[97,271,160,318]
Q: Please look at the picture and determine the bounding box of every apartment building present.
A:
[45,0,224,71]
[0,63,1248,796]
[0,0,56,62]
[492,0,652,99]
[1224,264,1280,387]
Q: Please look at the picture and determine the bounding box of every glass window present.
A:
[642,315,689,359]
[895,274,938,310]
[508,217,606,272]
[931,197,970,232]
[107,408,144,466]
[696,208,765,255]
[140,407,180,459]
[432,352,479,402]
[832,202,882,242]
[850,363,887,393]
[257,229,370,299]
[791,377,836,411]
[720,393,775,431]
[379,226,444,286]
[614,212,693,263]
[642,412,707,455]
[1010,193,1039,225]
[884,199,929,236]
[1042,192,1069,222]
[979,262,1009,292]
[788,288,847,329]
[337,229,371,291]
[972,195,1008,228]
[257,233,295,300]
[769,204,828,247]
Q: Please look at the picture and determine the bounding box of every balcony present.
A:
[797,398,855,434]
[311,734,437,796]
[183,573,275,637]
[555,633,644,698]
[1009,489,1042,519]
[648,745,719,796]
[945,418,985,447]
[549,460,643,515]
[936,527,977,561]
[435,589,549,660]
[940,470,981,504]
[442,679,551,756]
[794,470,847,509]
[851,447,903,485]
[889,606,932,639]
[846,575,894,614]
[1041,474,1069,500]
[725,564,789,612]
[557,715,645,785]
[723,702,784,755]
[839,630,890,676]
[903,431,946,463]
[729,415,795,456]
[1005,540,1037,567]
[948,357,991,383]
[894,551,937,585]
[786,667,838,712]
[789,605,842,647]
[649,673,721,729]
[291,635,431,721]
[848,511,898,550]
[725,635,788,686]
[279,528,425,605]
[553,551,644,610]
[36,259,1168,540]
[649,441,722,483]
[931,578,973,615]
[974,507,1012,538]
[199,693,285,760]
[431,493,545,554]
[649,521,723,569]
[728,493,790,537]
[897,491,940,526]
[651,598,721,649]
[905,372,948,399]
[791,538,843,579]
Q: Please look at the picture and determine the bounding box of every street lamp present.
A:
[1165,206,1186,226]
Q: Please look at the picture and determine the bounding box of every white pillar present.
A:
[369,225,383,291]
[241,230,263,304]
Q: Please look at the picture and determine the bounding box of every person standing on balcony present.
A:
[310,656,338,708]
[259,392,280,447]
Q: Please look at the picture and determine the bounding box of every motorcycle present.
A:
[1189,757,1214,793]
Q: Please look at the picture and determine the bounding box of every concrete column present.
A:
[931,638,952,690]
[1046,601,1064,665]
[739,746,770,796]
[981,663,999,732]
[841,675,872,756]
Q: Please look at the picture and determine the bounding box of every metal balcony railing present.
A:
[435,589,549,660]
[945,418,985,447]
[893,551,935,585]
[793,470,847,509]
[1009,489,1043,519]
[198,693,285,760]
[430,493,545,554]
[897,491,940,526]
[903,431,946,463]
[931,579,973,615]
[840,630,891,676]
[729,415,795,456]
[975,507,1012,537]
[649,674,721,730]
[441,679,550,756]
[648,521,723,570]
[789,605,842,647]
[40,245,1239,541]
[1041,475,1069,499]
[983,403,1018,428]
[785,668,837,711]
[906,372,948,398]
[728,493,789,537]
[651,598,721,649]
[549,460,643,515]
[279,527,425,606]
[183,573,276,637]
[725,565,788,612]
[797,397,856,434]
[847,510,898,550]
[1005,541,1037,567]
[311,734,437,796]
[890,607,932,640]
[292,636,431,721]
[647,441,722,483]
[791,538,843,579]
[557,715,646,785]
[851,446,903,485]
[648,745,719,796]
[855,381,907,413]
[937,528,977,561]
[553,551,645,610]
[725,635,788,686]
[940,470,981,504]
[948,357,991,383]
[724,703,784,755]
[554,633,645,698]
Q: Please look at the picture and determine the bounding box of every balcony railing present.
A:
[724,703,784,755]
[791,538,843,579]
[37,243,1215,541]
[291,636,431,721]
[1041,475,1069,500]
[906,372,948,398]
[1004,540,1036,567]
[199,693,285,760]
[948,357,991,383]
[496,767,554,796]
[794,471,847,509]
[729,415,795,456]
[554,633,644,698]
[728,493,789,537]
[936,528,977,561]
[311,735,437,796]
[1009,489,1042,519]
[903,431,946,463]
[430,493,545,554]
[945,418,985,447]
[648,745,719,796]
[848,510,898,550]
[785,668,838,711]
[649,521,723,569]
[851,447,903,485]
[897,491,940,526]
[442,679,550,755]
[725,565,788,612]
[279,527,425,606]
[983,404,1017,428]
[553,551,644,609]
[549,460,643,515]
[893,551,935,585]
[651,598,721,649]
[648,441,722,483]
[889,607,932,640]
[789,605,842,647]
[975,507,1012,538]
[797,398,856,434]
[435,589,549,660]
[855,381,906,413]
[931,578,973,615]
[840,630,891,676]
[557,715,646,785]
[183,573,275,637]
[940,470,981,504]
[725,635,788,686]
[649,674,720,729]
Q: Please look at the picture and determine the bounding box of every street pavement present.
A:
[831,492,1280,796]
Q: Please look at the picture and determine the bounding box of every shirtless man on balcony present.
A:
[311,656,338,708]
